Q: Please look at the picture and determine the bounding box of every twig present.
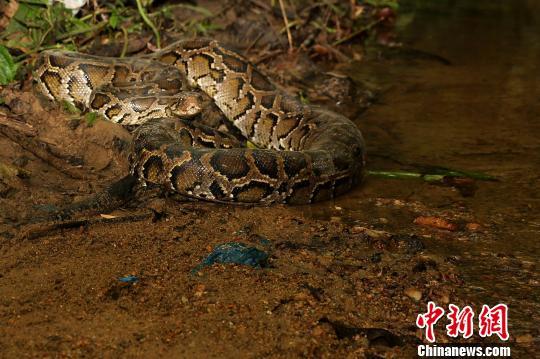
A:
[56,21,107,41]
[253,49,284,64]
[120,26,129,58]
[248,0,271,11]
[135,0,161,48]
[366,169,497,182]
[278,0,294,52]
[18,212,153,240]
[332,19,383,46]
[245,32,264,54]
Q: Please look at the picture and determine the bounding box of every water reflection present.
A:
[302,0,540,336]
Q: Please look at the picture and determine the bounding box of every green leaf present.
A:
[0,46,18,85]
[298,91,310,105]
[69,17,92,32]
[61,100,81,115]
[18,0,50,5]
[194,21,222,35]
[246,141,258,149]
[85,112,98,126]
[109,13,119,29]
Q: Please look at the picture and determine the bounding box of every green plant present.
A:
[0,45,18,85]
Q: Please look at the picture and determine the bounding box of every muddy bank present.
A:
[0,0,539,357]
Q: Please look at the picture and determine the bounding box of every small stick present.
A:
[366,169,497,182]
[56,22,107,41]
[332,19,383,47]
[278,0,294,52]
[253,49,284,64]
[18,212,153,241]
[120,26,129,58]
[135,0,161,48]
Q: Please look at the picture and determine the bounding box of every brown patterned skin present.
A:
[34,39,366,204]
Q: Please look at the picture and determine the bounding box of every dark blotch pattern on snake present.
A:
[34,38,366,204]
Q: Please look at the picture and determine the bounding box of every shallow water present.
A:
[0,1,537,355]
[308,0,539,340]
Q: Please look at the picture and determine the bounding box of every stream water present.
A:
[309,0,539,343]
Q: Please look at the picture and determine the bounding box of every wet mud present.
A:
[0,0,538,357]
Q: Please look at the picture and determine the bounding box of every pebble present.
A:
[312,325,326,337]
[439,294,450,304]
[351,226,390,239]
[194,284,205,297]
[414,216,458,231]
[466,223,482,231]
[516,334,533,344]
[404,287,422,301]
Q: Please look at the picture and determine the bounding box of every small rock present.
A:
[414,216,458,231]
[466,223,482,231]
[516,333,533,344]
[312,325,327,337]
[404,287,422,301]
[194,284,205,297]
[236,324,247,334]
[352,226,390,239]
[439,294,450,304]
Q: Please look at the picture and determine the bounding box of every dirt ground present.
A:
[0,87,452,358]
[0,59,444,358]
[0,0,538,358]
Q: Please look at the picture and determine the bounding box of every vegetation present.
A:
[0,0,399,84]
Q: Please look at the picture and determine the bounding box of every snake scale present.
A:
[34,38,366,204]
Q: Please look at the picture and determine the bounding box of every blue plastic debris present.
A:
[118,275,139,283]
[194,242,269,272]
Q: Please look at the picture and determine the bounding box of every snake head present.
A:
[169,91,204,119]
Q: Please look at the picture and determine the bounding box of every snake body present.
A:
[34,39,365,204]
